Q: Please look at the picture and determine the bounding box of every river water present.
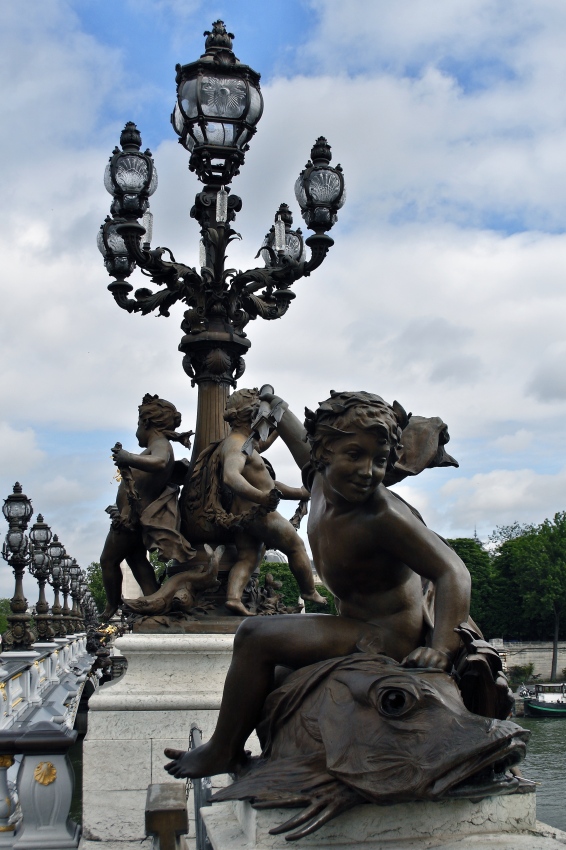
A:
[520,717,566,832]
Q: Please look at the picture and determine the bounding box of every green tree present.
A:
[447,537,496,635]
[260,562,337,615]
[86,562,106,614]
[149,550,168,584]
[0,599,11,635]
[493,514,566,679]
[88,555,166,615]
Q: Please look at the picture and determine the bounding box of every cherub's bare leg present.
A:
[225,533,263,616]
[100,529,130,620]
[164,613,376,779]
[254,513,327,605]
[126,542,160,596]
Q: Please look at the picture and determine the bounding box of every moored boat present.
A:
[524,683,566,717]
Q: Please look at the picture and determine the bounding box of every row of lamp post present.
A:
[1,483,98,652]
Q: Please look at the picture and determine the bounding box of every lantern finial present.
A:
[119,122,142,152]
[204,21,235,53]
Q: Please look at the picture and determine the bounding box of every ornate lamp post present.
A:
[98,20,345,462]
[83,592,99,630]
[28,514,55,643]
[59,553,74,636]
[69,560,82,633]
[77,574,88,631]
[1,483,36,651]
[47,535,65,638]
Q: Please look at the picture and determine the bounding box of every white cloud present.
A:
[491,429,534,454]
[1,1,566,576]
[0,424,45,479]
[438,467,566,533]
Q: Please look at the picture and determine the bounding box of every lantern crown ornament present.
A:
[172,20,264,185]
[104,122,158,221]
[294,137,346,233]
[29,514,52,548]
[2,482,33,526]
[259,203,306,269]
[47,534,65,578]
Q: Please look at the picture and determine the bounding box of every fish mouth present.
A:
[433,731,533,799]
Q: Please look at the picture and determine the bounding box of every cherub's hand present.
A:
[258,386,289,415]
[259,487,281,511]
[112,447,131,467]
[401,646,452,671]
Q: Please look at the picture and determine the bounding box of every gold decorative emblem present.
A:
[34,762,56,786]
[0,756,13,769]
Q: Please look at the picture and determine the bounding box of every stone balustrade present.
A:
[0,634,95,732]
[0,633,98,845]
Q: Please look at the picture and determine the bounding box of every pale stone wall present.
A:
[120,560,143,599]
[495,641,566,680]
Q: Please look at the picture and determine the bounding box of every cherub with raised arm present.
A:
[187,388,326,616]
[164,390,471,779]
[100,394,194,620]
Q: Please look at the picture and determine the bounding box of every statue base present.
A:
[82,633,245,842]
[201,796,566,849]
[131,616,245,634]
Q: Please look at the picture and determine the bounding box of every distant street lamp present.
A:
[59,552,74,636]
[46,535,65,638]
[1,483,36,651]
[98,19,345,462]
[69,560,82,633]
[28,514,55,643]
[82,591,99,630]
[77,574,88,631]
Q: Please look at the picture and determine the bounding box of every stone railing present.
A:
[0,633,98,846]
[0,634,95,731]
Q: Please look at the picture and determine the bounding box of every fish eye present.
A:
[378,688,415,717]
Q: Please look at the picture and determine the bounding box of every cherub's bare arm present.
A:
[258,429,279,453]
[274,481,310,501]
[258,391,310,470]
[112,444,170,473]
[379,498,471,666]
[222,443,278,508]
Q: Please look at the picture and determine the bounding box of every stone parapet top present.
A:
[115,634,235,654]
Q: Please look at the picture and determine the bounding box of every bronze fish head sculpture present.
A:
[213,653,532,840]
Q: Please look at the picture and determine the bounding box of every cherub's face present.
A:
[322,427,390,504]
[136,418,150,447]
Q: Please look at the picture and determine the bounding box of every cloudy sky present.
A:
[1,0,566,600]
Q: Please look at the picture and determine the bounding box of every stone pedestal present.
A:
[202,796,566,850]
[82,633,236,842]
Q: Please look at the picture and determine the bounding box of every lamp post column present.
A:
[1,483,36,652]
[47,536,65,638]
[29,514,55,644]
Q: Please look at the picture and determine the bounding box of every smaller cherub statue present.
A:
[100,394,194,620]
[187,388,327,617]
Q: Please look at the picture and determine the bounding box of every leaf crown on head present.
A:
[304,390,411,471]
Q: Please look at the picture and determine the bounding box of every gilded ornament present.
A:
[0,756,13,769]
[34,762,56,786]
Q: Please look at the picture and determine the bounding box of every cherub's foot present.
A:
[301,589,328,605]
[225,598,256,617]
[101,604,119,621]
[164,742,247,779]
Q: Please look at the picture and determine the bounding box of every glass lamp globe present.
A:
[172,21,263,185]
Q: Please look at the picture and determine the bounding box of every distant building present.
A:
[263,549,319,579]
[264,549,287,563]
